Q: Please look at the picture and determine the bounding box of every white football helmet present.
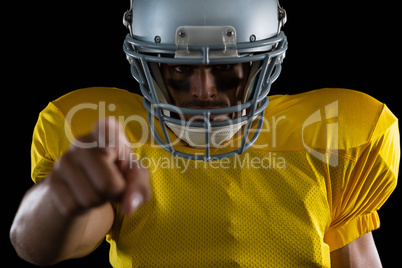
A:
[123,0,288,161]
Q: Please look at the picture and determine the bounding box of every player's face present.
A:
[160,62,250,121]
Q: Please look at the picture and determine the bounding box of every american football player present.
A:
[11,0,399,267]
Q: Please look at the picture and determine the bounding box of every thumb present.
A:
[121,159,151,215]
[95,118,152,214]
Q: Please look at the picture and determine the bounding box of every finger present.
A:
[59,152,105,209]
[93,117,131,162]
[69,118,129,201]
[74,146,126,202]
[121,160,151,215]
[47,170,81,216]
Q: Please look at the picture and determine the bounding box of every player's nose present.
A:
[190,68,217,101]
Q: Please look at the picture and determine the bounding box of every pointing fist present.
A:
[48,118,151,216]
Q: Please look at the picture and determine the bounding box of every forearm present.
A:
[12,119,150,265]
[10,180,103,266]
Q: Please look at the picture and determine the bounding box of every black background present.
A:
[5,0,400,267]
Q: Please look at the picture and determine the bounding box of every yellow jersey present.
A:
[31,87,399,267]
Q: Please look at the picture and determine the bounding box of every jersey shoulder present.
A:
[50,87,147,137]
[52,87,144,115]
[32,87,148,182]
[263,88,396,156]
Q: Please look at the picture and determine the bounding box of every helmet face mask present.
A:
[123,0,288,161]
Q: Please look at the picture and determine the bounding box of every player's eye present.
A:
[174,65,192,73]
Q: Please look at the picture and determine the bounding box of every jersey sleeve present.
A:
[31,102,74,183]
[324,104,400,251]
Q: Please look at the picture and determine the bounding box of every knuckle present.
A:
[59,202,77,216]
[59,200,82,217]
[50,187,81,216]
[76,195,103,210]
[47,178,81,216]
[96,174,125,199]
[54,151,74,172]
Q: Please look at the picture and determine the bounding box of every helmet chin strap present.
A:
[148,62,262,148]
[242,62,263,103]
[149,63,171,104]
